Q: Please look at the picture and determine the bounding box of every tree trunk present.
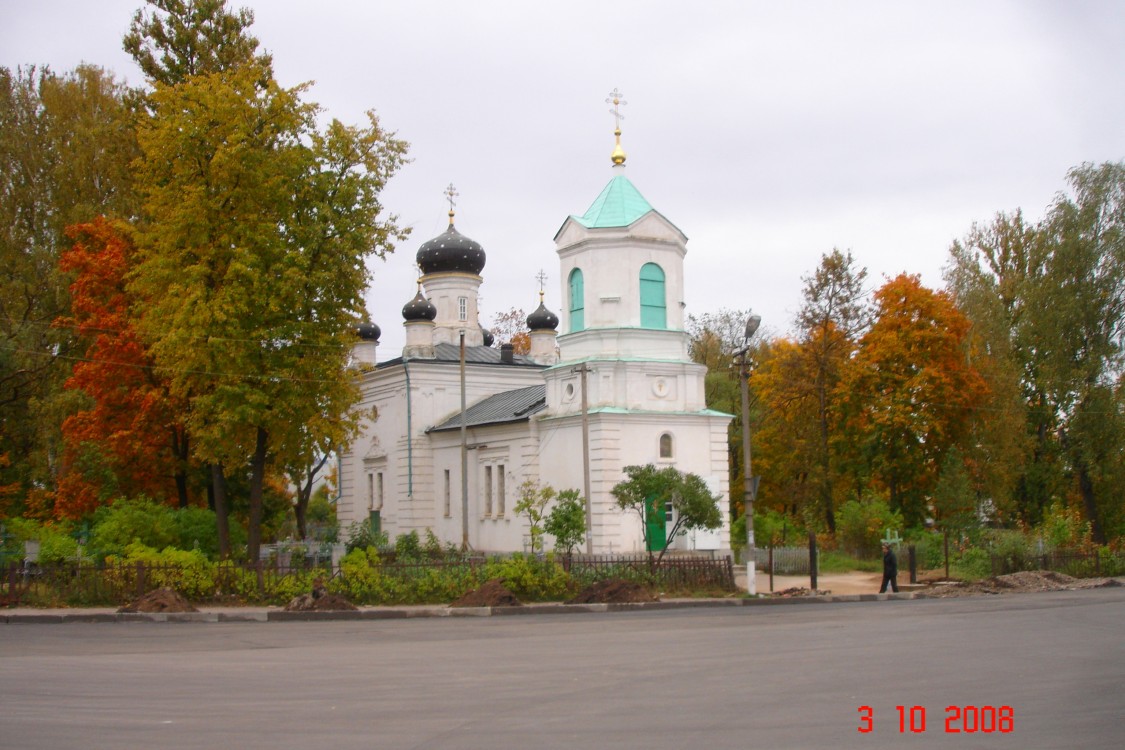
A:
[246,426,269,563]
[172,428,190,508]
[1076,460,1107,545]
[211,463,230,558]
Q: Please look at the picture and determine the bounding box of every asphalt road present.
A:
[1,588,1122,750]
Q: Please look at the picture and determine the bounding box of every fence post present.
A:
[768,545,774,593]
[808,531,818,592]
[909,545,917,584]
[255,560,265,597]
[136,561,146,598]
[1095,548,1101,576]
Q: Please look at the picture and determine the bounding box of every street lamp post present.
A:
[735,314,761,594]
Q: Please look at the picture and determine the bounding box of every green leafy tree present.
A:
[946,162,1125,541]
[685,308,759,519]
[130,58,407,561]
[544,489,586,557]
[0,65,140,509]
[515,479,554,554]
[611,464,722,561]
[124,0,270,87]
[931,446,978,534]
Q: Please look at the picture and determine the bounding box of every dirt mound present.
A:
[772,586,830,597]
[450,579,522,608]
[926,570,1122,598]
[567,579,658,604]
[118,587,198,613]
[284,581,358,611]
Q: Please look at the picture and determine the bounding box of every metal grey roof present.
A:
[377,343,542,369]
[428,384,546,432]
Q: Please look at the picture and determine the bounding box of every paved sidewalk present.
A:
[2,589,924,623]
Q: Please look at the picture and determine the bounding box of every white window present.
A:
[375,472,384,510]
[659,433,674,459]
[484,465,493,516]
[367,474,375,510]
[444,469,451,518]
[496,465,506,518]
[458,296,468,321]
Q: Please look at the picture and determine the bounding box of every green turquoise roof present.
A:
[572,174,654,228]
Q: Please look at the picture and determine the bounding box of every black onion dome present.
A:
[482,328,495,347]
[402,290,437,321]
[356,322,381,341]
[416,224,486,275]
[527,301,559,331]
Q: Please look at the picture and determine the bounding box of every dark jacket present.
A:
[883,547,898,578]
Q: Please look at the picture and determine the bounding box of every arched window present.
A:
[568,268,585,332]
[640,263,666,329]
[659,433,673,458]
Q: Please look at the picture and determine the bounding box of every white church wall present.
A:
[428,421,542,553]
[338,359,544,543]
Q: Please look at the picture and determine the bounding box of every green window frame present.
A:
[640,263,666,329]
[568,268,585,332]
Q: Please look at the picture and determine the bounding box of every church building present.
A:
[337,103,734,555]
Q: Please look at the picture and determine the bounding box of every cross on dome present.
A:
[606,88,628,166]
[444,182,459,225]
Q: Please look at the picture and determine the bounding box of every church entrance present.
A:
[644,495,666,552]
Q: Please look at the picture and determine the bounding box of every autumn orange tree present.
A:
[54,218,191,519]
[749,337,819,518]
[490,307,530,353]
[835,274,988,525]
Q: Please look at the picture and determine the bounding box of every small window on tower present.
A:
[659,433,674,459]
[459,296,468,321]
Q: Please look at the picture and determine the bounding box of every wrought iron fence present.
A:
[561,554,736,591]
[2,552,737,607]
[990,549,1125,578]
[750,546,818,575]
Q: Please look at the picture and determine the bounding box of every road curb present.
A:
[2,591,928,624]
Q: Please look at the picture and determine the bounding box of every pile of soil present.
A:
[926,570,1122,598]
[771,586,831,597]
[450,579,522,608]
[118,587,198,613]
[281,589,355,611]
[567,579,658,604]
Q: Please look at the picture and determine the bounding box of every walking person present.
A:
[879,542,899,593]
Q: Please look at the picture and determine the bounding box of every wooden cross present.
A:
[606,88,627,130]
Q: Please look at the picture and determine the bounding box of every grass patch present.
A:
[818,550,881,573]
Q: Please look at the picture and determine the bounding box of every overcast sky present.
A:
[4,0,1123,352]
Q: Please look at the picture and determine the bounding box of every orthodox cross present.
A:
[606,88,627,130]
[444,182,459,224]
[535,269,548,300]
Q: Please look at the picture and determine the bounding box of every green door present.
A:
[644,495,666,552]
[368,510,381,536]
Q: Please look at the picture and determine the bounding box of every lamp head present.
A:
[744,314,762,343]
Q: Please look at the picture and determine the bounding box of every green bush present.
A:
[984,529,1038,572]
[905,530,946,570]
[89,498,179,560]
[1035,502,1092,550]
[817,549,880,573]
[394,530,422,561]
[481,554,572,601]
[107,543,218,600]
[952,547,991,580]
[344,518,388,553]
[836,495,903,558]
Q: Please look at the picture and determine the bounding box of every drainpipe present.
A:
[404,359,413,497]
